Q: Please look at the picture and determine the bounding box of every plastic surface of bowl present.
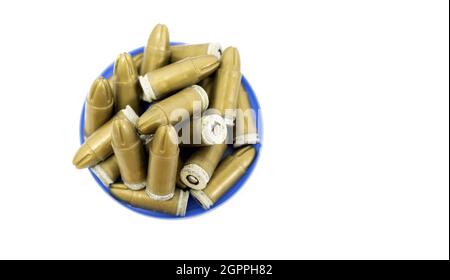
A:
[79,44,262,218]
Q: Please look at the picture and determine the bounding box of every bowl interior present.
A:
[79,44,262,218]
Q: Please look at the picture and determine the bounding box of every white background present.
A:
[0,0,448,260]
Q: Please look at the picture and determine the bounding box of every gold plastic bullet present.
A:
[190,146,255,209]
[180,143,227,190]
[84,77,114,138]
[113,53,140,114]
[90,130,151,186]
[234,85,259,147]
[140,24,171,75]
[73,105,139,169]
[146,125,180,200]
[110,184,189,216]
[112,118,147,190]
[200,47,241,145]
[137,85,209,135]
[138,55,220,103]
[91,155,120,186]
[170,43,222,62]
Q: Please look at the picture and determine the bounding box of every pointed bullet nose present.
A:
[111,118,139,148]
[114,53,138,82]
[191,55,220,76]
[148,24,170,51]
[234,146,256,169]
[151,125,179,156]
[88,77,114,106]
[221,47,241,71]
[110,184,134,203]
[137,107,166,135]
[72,145,97,169]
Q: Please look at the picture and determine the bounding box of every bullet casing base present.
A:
[190,189,214,209]
[122,105,139,126]
[176,190,190,216]
[145,189,175,201]
[180,163,210,190]
[201,114,228,145]
[138,75,157,102]
[191,85,209,111]
[91,165,114,186]
[124,181,146,191]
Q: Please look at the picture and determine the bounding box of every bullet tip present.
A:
[221,47,241,70]
[148,24,170,50]
[151,125,180,155]
[72,145,97,169]
[114,53,138,81]
[111,118,139,148]
[88,77,114,106]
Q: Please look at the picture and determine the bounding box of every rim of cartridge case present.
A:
[138,74,157,102]
[190,190,213,210]
[190,85,209,111]
[207,43,223,60]
[124,181,146,191]
[122,105,139,126]
[90,165,113,186]
[201,114,228,145]
[145,189,175,201]
[176,190,190,216]
[180,163,210,190]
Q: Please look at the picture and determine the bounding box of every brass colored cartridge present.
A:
[202,47,241,128]
[84,77,114,138]
[146,125,180,200]
[180,143,227,190]
[138,55,220,103]
[113,53,140,113]
[190,146,255,209]
[110,184,189,216]
[200,47,241,145]
[140,24,171,74]
[234,85,259,147]
[170,43,222,62]
[137,85,209,135]
[112,118,147,190]
[91,155,120,186]
[73,106,139,169]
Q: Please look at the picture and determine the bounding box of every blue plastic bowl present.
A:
[79,44,263,218]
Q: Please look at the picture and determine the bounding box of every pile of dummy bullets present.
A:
[73,24,259,216]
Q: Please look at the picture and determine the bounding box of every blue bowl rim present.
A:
[79,43,263,219]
